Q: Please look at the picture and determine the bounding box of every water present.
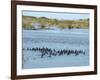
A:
[22,29,89,69]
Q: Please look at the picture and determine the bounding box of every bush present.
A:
[68,25,73,29]
[41,24,46,29]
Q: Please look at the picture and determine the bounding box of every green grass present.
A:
[22,16,89,30]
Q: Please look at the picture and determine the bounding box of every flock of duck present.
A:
[23,47,85,58]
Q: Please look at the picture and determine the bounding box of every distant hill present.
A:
[22,16,89,30]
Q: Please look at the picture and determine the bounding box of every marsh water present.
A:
[22,29,89,69]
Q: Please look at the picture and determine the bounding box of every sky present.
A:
[22,10,89,20]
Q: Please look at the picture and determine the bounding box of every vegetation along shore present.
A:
[22,16,89,30]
